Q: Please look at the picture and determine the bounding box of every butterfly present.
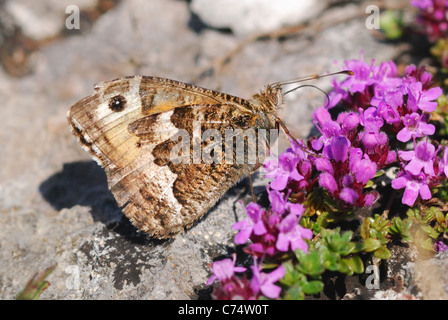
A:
[68,71,351,239]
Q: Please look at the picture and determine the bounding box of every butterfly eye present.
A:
[108,95,127,112]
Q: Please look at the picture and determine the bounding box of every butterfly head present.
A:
[251,83,283,115]
[250,70,354,116]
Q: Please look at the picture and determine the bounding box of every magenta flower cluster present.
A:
[268,55,444,208]
[435,239,448,252]
[411,0,448,42]
[206,254,285,300]
[207,55,445,300]
[233,188,313,257]
[206,188,311,299]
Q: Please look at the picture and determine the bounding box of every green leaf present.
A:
[406,208,420,221]
[360,221,369,240]
[296,250,325,277]
[420,224,440,239]
[337,259,352,275]
[344,256,364,274]
[364,180,374,188]
[373,170,384,178]
[363,238,381,252]
[325,230,353,254]
[284,285,304,300]
[300,216,315,231]
[389,217,404,234]
[312,221,321,234]
[374,246,391,260]
[280,261,306,286]
[302,280,324,295]
[436,210,446,225]
[380,10,404,40]
[315,211,329,229]
[16,264,57,300]
[295,248,307,261]
[421,238,435,251]
[390,217,413,242]
[339,242,356,256]
[322,249,340,272]
[352,241,366,253]
[377,217,390,230]
[341,230,353,242]
[425,207,439,222]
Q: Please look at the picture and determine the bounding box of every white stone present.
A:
[191,0,328,37]
[5,0,96,40]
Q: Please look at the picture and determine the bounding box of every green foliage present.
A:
[379,10,405,40]
[405,206,448,252]
[438,171,448,197]
[389,216,413,242]
[16,264,57,300]
[295,249,326,277]
[281,261,324,300]
[360,214,391,259]
[287,195,448,299]
[280,228,365,299]
[430,39,448,74]
[281,198,448,299]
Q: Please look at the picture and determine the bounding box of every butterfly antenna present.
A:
[273,69,353,87]
[283,84,331,108]
[274,69,353,156]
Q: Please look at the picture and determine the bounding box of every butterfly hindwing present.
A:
[120,104,256,238]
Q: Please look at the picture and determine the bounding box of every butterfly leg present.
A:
[249,161,263,202]
[276,118,306,152]
[276,118,321,157]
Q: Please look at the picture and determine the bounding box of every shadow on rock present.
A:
[39,161,115,212]
[39,161,153,243]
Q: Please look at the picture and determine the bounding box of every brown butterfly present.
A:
[68,71,351,239]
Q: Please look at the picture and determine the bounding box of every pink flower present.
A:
[406,82,443,112]
[435,240,448,252]
[391,172,432,206]
[399,141,437,176]
[233,203,267,245]
[207,254,247,286]
[276,213,313,253]
[438,147,448,177]
[268,188,305,217]
[397,113,435,142]
[264,152,304,191]
[250,263,285,299]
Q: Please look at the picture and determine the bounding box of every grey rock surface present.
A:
[191,0,328,37]
[0,0,442,300]
[4,0,96,40]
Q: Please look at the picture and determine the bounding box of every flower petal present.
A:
[270,172,289,190]
[391,176,407,189]
[402,181,419,206]
[275,233,290,252]
[261,283,282,299]
[419,183,432,200]
[233,226,252,244]
[340,187,359,204]
[319,172,338,193]
[396,128,411,142]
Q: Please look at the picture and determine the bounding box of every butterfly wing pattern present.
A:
[68,76,280,238]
